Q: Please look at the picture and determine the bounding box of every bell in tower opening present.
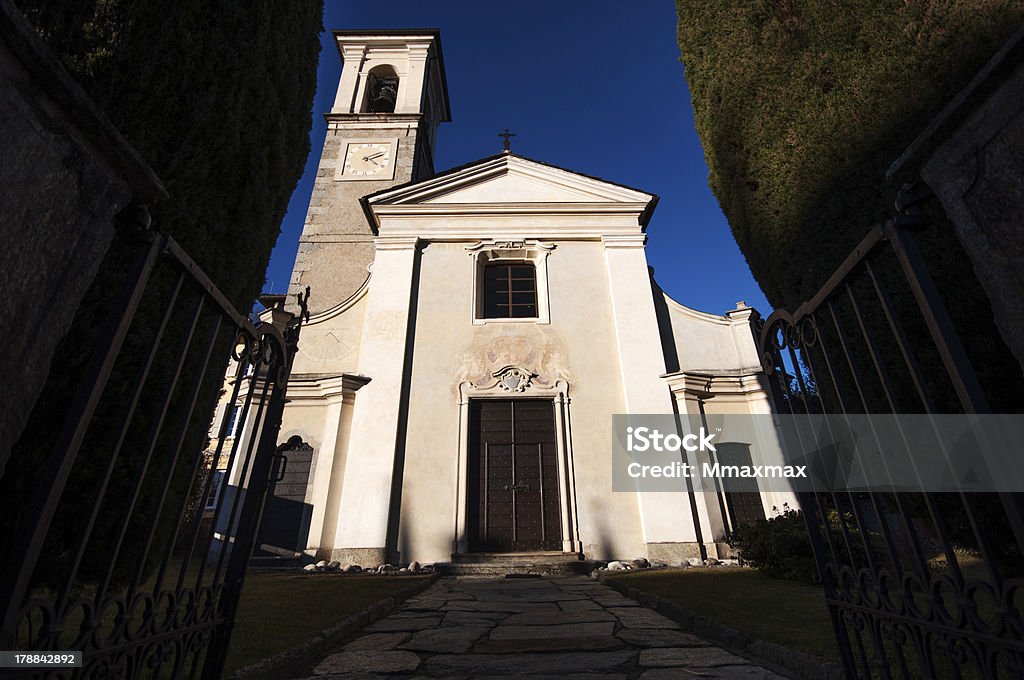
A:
[365,67,398,113]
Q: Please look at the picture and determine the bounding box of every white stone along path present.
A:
[301,576,788,679]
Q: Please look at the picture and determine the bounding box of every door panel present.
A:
[256,442,313,555]
[468,399,561,552]
[715,443,766,532]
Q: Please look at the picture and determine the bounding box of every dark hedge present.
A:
[676,0,1024,310]
[14,0,323,310]
[1,2,322,590]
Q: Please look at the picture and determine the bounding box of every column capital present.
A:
[601,234,647,248]
[339,43,367,60]
[406,41,433,57]
[374,235,420,251]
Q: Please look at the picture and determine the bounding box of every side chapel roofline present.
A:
[358,151,660,236]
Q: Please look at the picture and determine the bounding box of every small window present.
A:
[226,405,242,438]
[483,263,537,318]
[205,471,225,512]
[469,241,553,325]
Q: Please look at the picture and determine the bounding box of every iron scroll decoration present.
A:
[752,186,1024,678]
[756,310,821,377]
[0,215,311,678]
[230,285,310,391]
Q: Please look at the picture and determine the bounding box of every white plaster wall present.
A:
[272,290,369,555]
[657,286,756,373]
[703,387,799,514]
[276,395,327,548]
[394,239,646,564]
[291,290,368,377]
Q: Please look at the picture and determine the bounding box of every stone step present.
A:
[451,551,582,564]
[436,559,600,577]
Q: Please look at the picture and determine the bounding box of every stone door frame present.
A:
[455,372,579,554]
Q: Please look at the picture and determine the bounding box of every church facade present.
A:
[257,30,795,567]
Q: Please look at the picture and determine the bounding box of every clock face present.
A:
[344,142,392,177]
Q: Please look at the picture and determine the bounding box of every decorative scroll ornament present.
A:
[493,366,535,393]
[464,239,556,253]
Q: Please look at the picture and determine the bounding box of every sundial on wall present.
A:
[299,331,355,363]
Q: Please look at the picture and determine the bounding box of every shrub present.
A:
[730,506,818,582]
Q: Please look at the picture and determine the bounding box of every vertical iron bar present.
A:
[127,312,223,597]
[0,233,164,647]
[788,338,870,573]
[887,222,1024,570]
[54,271,186,611]
[884,222,989,414]
[844,281,950,582]
[867,616,895,680]
[891,628,913,680]
[765,336,860,675]
[801,312,881,574]
[203,335,292,678]
[184,354,260,594]
[826,294,918,578]
[791,318,883,677]
[210,365,273,587]
[766,341,842,569]
[865,259,974,585]
[800,335,876,569]
[159,346,244,598]
[864,266,1007,593]
[863,261,936,412]
[93,293,207,607]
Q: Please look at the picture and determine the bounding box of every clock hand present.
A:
[363,152,386,161]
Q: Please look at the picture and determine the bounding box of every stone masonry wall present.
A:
[289,116,422,314]
[0,0,164,473]
[921,58,1024,374]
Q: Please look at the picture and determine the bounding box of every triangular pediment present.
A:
[365,153,654,207]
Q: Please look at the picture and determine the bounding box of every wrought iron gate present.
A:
[0,215,307,678]
[757,186,1024,678]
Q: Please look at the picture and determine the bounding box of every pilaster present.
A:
[602,235,703,555]
[331,236,420,563]
[333,44,366,113]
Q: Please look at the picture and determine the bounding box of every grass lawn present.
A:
[614,567,840,661]
[226,572,433,673]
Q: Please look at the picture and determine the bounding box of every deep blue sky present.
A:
[262,1,771,317]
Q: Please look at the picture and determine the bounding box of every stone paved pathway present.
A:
[301,575,788,679]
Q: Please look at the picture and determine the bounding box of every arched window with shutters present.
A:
[468,240,554,324]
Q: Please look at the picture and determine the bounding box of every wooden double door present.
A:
[467,399,562,552]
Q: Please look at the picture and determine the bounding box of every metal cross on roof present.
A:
[498,128,516,152]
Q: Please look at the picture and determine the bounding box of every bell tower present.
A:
[289,29,450,313]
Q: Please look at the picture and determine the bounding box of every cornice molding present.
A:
[661,370,767,398]
[372,202,651,216]
[285,373,372,400]
[368,154,654,207]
